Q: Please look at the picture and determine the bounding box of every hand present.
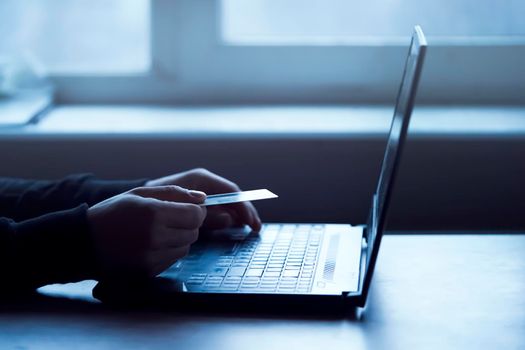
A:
[146,168,262,232]
[88,185,207,280]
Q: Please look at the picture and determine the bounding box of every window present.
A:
[0,0,150,73]
[1,0,523,104]
[222,0,525,42]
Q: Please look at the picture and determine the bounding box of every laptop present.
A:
[94,26,427,310]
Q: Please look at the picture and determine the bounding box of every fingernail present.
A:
[189,190,206,198]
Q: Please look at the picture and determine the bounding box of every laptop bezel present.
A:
[347,26,427,305]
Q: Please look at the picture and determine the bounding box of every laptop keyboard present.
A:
[185,224,324,293]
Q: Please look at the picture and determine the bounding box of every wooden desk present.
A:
[1,234,524,349]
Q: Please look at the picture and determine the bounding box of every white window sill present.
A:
[1,105,525,139]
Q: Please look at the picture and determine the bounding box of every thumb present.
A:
[130,185,206,204]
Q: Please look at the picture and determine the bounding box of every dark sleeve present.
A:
[0,174,147,293]
[0,204,98,293]
[0,174,147,221]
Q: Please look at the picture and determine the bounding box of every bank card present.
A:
[202,189,278,206]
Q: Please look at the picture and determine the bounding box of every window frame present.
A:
[50,0,525,105]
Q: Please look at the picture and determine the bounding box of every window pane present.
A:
[222,0,525,43]
[0,0,150,73]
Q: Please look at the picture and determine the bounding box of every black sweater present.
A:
[0,174,145,293]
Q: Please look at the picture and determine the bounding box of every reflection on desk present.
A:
[1,234,524,350]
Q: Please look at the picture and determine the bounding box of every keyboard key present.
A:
[270,254,286,261]
[242,282,260,288]
[288,254,304,259]
[223,278,241,284]
[283,270,300,277]
[278,285,296,291]
[269,257,286,262]
[232,263,249,267]
[271,252,287,256]
[261,285,278,290]
[255,250,271,255]
[251,260,267,265]
[228,267,246,276]
[225,277,242,284]
[204,282,221,288]
[266,268,282,272]
[261,276,278,282]
[244,276,260,282]
[220,285,239,291]
[250,264,267,269]
[280,282,297,287]
[284,266,300,271]
[261,283,279,288]
[246,269,264,277]
[207,276,224,282]
[264,271,281,277]
[262,277,279,282]
[233,259,250,264]
[281,276,298,280]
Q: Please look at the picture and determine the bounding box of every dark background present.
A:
[1,134,524,231]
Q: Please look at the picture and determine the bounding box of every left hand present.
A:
[146,168,262,232]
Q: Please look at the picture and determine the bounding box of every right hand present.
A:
[87,185,207,280]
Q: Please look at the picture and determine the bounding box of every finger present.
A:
[202,210,234,229]
[153,227,199,248]
[196,170,241,195]
[154,202,207,229]
[245,201,262,231]
[228,202,256,229]
[130,185,206,204]
[222,206,256,230]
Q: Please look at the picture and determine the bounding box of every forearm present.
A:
[0,174,147,221]
[0,205,97,294]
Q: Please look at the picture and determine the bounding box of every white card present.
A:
[202,189,278,206]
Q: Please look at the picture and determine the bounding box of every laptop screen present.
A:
[359,26,427,300]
